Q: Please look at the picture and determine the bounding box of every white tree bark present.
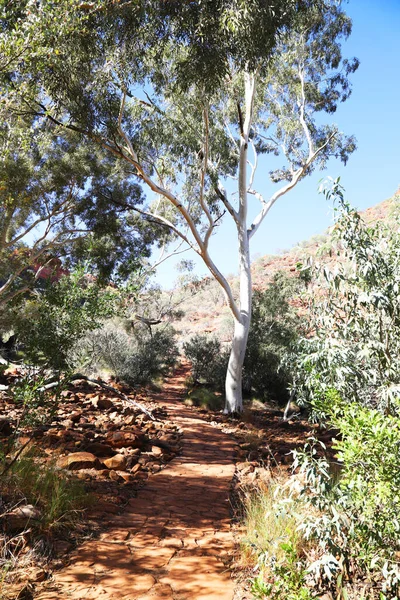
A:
[224,72,255,413]
[224,222,252,413]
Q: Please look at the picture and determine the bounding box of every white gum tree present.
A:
[4,1,358,412]
[103,4,357,413]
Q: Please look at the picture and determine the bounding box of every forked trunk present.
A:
[224,71,254,414]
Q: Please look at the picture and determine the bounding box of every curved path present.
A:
[37,366,236,600]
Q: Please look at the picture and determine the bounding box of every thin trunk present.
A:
[224,225,252,413]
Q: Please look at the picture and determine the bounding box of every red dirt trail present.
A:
[37,366,237,600]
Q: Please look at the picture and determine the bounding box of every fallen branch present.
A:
[0,373,155,421]
[70,373,155,421]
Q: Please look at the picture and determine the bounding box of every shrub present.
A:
[1,451,90,535]
[240,480,312,600]
[78,321,178,386]
[287,182,400,597]
[13,267,117,371]
[293,183,400,416]
[183,333,229,389]
[243,272,304,403]
[292,420,400,597]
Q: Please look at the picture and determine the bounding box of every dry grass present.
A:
[1,449,91,534]
[239,477,306,572]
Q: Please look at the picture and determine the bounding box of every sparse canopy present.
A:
[1,0,359,411]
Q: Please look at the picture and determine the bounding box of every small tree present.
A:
[3,1,358,412]
[293,182,400,417]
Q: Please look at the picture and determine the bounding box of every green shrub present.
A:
[293,183,400,417]
[183,333,229,389]
[240,480,312,600]
[2,451,90,534]
[292,420,400,597]
[79,321,178,385]
[243,272,304,403]
[13,267,117,371]
[185,387,224,411]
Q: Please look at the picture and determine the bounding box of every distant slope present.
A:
[172,190,400,341]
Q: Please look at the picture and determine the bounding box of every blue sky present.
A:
[155,0,400,288]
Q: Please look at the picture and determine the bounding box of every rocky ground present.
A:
[0,365,335,599]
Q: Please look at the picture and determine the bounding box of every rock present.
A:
[33,570,47,583]
[151,445,163,456]
[126,455,139,470]
[105,428,145,449]
[85,442,115,457]
[124,414,136,426]
[5,505,42,532]
[0,417,13,436]
[91,395,114,410]
[70,411,82,423]
[109,470,121,481]
[57,452,99,470]
[103,454,127,470]
[148,463,161,473]
[131,463,142,475]
[117,471,135,483]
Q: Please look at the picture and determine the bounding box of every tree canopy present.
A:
[0,0,358,411]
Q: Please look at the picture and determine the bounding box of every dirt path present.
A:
[37,366,237,600]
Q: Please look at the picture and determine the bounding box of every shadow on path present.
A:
[37,365,237,600]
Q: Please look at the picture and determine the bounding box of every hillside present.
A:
[171,190,400,342]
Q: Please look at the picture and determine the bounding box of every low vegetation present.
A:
[238,184,400,599]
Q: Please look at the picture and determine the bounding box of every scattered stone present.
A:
[103,454,127,470]
[109,470,121,481]
[33,570,47,583]
[151,445,163,456]
[5,505,42,532]
[85,442,115,457]
[57,452,99,470]
[118,471,135,483]
[106,429,145,449]
[126,455,139,470]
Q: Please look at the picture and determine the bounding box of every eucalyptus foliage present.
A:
[1,0,358,411]
[294,182,400,416]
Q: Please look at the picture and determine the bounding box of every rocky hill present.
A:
[171,190,400,342]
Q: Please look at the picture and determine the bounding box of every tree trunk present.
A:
[224,223,252,414]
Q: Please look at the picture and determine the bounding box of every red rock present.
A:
[105,428,145,449]
[151,445,163,456]
[103,454,127,470]
[92,396,114,410]
[85,442,115,457]
[57,452,99,470]
[109,469,121,481]
[5,504,42,532]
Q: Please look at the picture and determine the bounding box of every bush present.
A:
[287,183,400,596]
[240,480,312,600]
[183,333,229,389]
[293,183,400,416]
[292,416,400,597]
[13,267,117,371]
[78,320,178,386]
[243,272,304,402]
